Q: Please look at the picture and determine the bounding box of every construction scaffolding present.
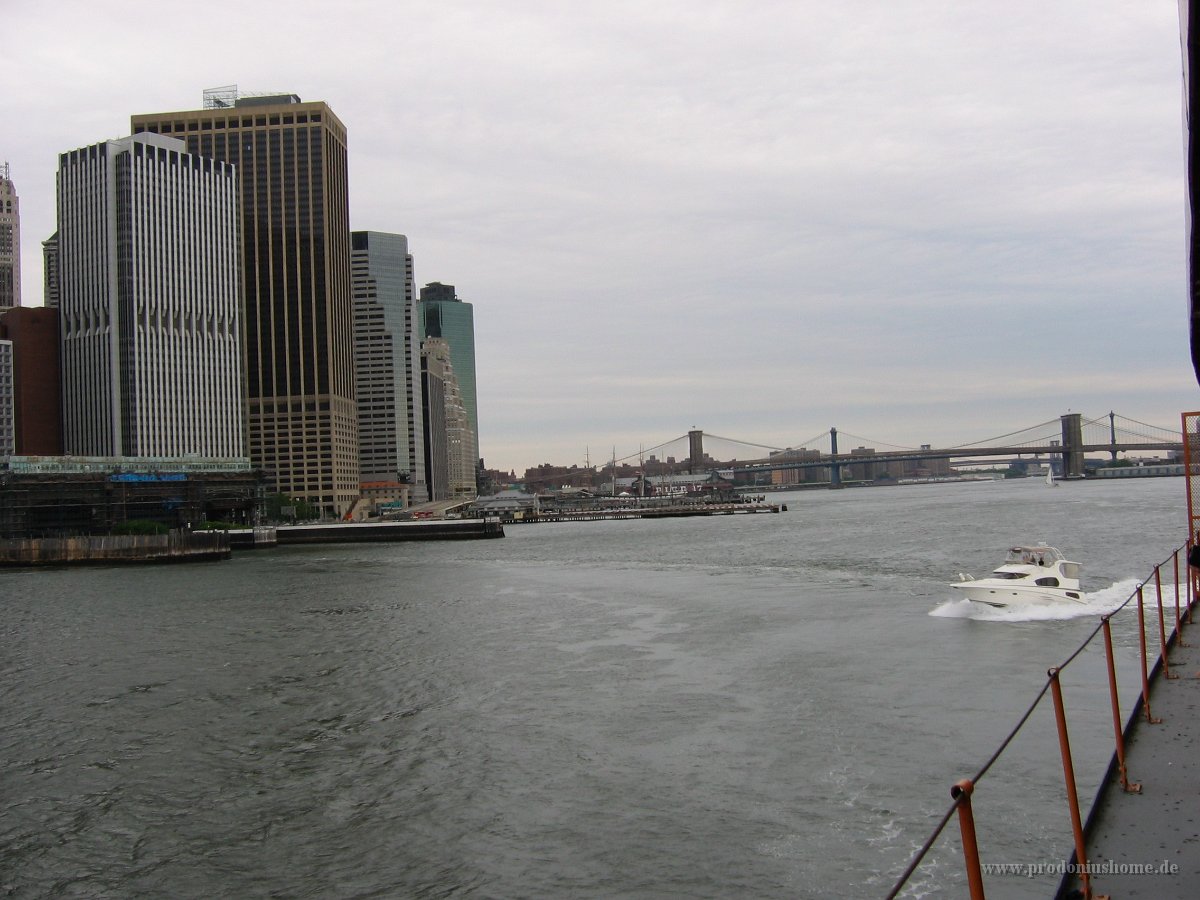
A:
[0,458,264,538]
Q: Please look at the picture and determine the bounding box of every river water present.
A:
[1,477,1188,899]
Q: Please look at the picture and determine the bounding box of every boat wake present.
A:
[929,578,1144,622]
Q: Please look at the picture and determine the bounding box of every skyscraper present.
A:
[0,339,13,456]
[421,337,474,498]
[352,231,427,502]
[421,350,448,502]
[132,89,358,517]
[0,163,19,310]
[419,282,478,471]
[56,133,245,457]
[0,306,63,455]
[42,233,59,309]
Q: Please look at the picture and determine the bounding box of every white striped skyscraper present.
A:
[56,133,246,458]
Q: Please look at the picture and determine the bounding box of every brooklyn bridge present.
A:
[609,412,1185,484]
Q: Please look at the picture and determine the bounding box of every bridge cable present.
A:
[702,433,787,453]
[946,418,1062,449]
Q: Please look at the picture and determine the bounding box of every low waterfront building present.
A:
[0,456,260,538]
[469,491,540,518]
[601,471,736,497]
[360,479,412,516]
[1092,462,1188,478]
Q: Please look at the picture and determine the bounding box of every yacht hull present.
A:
[950,582,1085,608]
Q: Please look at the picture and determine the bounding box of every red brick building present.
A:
[0,306,63,455]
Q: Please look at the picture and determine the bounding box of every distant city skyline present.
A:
[5,2,1198,473]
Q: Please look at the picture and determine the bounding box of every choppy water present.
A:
[0,477,1187,898]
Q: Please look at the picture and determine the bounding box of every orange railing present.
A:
[885,542,1197,900]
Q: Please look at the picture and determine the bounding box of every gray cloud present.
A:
[6,1,1196,471]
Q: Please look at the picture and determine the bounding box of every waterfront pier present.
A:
[275,519,504,544]
[0,529,230,567]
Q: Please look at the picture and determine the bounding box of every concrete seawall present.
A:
[275,519,505,544]
[0,531,231,567]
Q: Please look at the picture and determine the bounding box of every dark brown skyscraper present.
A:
[0,306,63,455]
[131,89,358,517]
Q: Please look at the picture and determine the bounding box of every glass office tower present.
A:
[352,231,427,503]
[132,90,358,517]
[419,282,478,472]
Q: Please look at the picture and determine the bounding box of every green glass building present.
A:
[419,282,477,464]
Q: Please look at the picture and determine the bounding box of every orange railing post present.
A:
[951,779,987,900]
[1191,541,1198,624]
[1173,550,1187,647]
[1189,539,1198,625]
[1048,668,1093,900]
[1137,585,1162,724]
[1101,617,1140,794]
[1154,568,1176,679]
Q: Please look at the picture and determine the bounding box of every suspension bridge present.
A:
[604,412,1184,484]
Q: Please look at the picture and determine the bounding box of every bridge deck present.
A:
[1061,631,1200,897]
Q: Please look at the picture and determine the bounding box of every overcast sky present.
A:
[6,1,1198,472]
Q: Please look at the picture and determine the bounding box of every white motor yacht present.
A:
[951,544,1084,607]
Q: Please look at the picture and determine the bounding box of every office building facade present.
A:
[0,340,13,456]
[132,90,359,517]
[421,337,474,498]
[419,282,478,471]
[56,133,246,458]
[352,231,427,503]
[1,163,19,310]
[42,232,59,309]
[421,351,448,502]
